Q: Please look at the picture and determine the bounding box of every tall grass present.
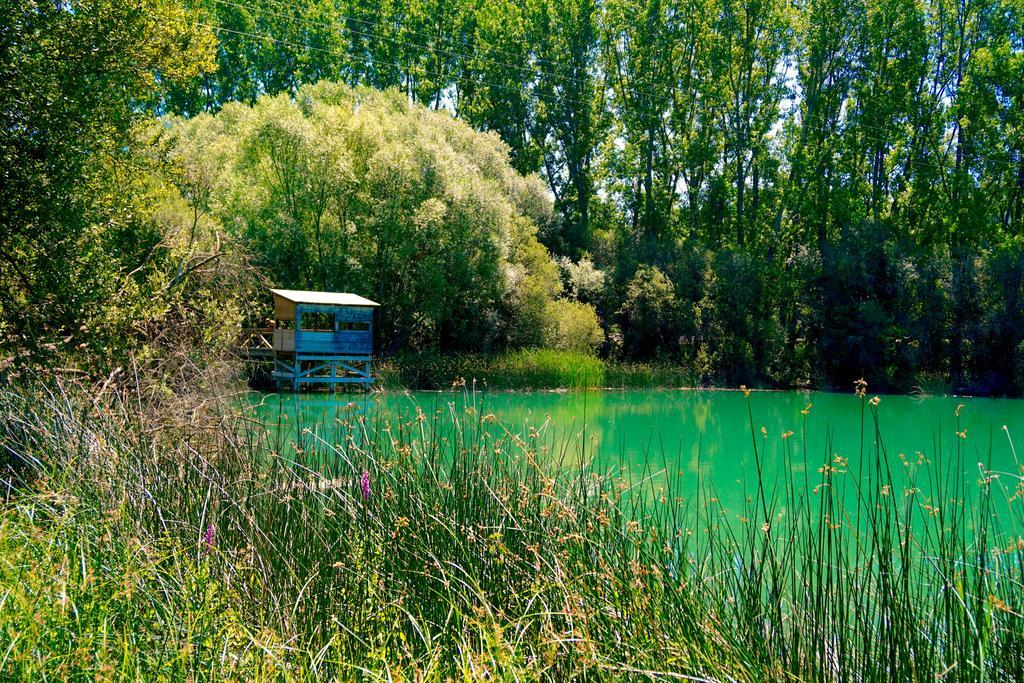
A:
[1,377,1022,680]
[376,349,698,390]
[377,349,607,390]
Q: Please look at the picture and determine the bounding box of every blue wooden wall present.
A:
[294,304,373,357]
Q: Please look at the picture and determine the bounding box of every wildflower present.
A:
[202,524,215,554]
[955,403,965,417]
[869,396,881,407]
[761,522,770,533]
[855,378,868,397]
[782,430,794,440]
[740,385,751,398]
[881,485,891,496]
[957,429,968,439]
[360,470,371,500]
[801,402,813,415]
[760,426,767,438]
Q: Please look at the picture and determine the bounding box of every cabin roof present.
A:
[270,289,380,307]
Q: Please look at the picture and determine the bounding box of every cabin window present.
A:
[301,311,334,331]
[339,322,370,332]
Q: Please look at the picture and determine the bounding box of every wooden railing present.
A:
[238,328,274,357]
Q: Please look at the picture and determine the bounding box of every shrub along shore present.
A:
[374,349,696,391]
[1,375,1021,680]
[373,349,964,395]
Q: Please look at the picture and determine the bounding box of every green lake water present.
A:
[250,389,1024,529]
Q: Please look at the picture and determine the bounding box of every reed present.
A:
[376,349,698,390]
[377,349,607,390]
[1,377,1022,680]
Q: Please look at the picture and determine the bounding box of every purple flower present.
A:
[202,523,215,553]
[360,470,371,501]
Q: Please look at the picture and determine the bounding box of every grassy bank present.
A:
[1,377,1023,680]
[376,349,696,390]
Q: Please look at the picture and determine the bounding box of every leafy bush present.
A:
[0,0,215,373]
[693,248,779,385]
[559,255,606,303]
[543,299,605,353]
[619,265,681,358]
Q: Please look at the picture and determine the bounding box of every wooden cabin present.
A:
[242,289,379,391]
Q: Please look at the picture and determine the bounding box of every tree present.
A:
[0,0,214,368]
[163,82,605,355]
[457,0,541,174]
[604,0,716,241]
[530,0,606,255]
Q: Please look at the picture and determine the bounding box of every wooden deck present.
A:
[238,328,275,359]
[239,327,374,391]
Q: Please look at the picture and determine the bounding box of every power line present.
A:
[208,0,599,99]
[200,22,596,111]
[198,10,1021,173]
[241,0,1021,170]
[256,0,580,74]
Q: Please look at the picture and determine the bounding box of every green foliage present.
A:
[620,265,681,357]
[171,0,1024,394]
[694,249,781,384]
[559,255,606,303]
[163,82,607,355]
[543,298,606,354]
[507,220,566,349]
[0,0,218,372]
[378,348,607,389]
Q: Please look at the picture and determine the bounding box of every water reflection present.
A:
[247,388,1024,529]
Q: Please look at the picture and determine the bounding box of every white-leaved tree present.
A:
[162,82,605,354]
